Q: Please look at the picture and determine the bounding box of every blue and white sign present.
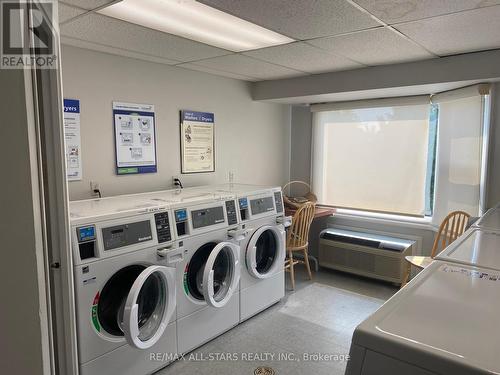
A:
[113,102,157,175]
[180,110,215,173]
[63,98,82,181]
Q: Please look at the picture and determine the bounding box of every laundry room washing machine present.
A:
[346,260,500,375]
[171,196,246,354]
[70,197,181,375]
[208,184,290,322]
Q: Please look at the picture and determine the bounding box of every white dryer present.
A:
[70,197,181,375]
[171,196,245,354]
[211,184,288,322]
[472,203,500,232]
[346,260,500,375]
[436,227,500,271]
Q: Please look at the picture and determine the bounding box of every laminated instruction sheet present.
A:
[180,110,215,173]
[113,102,157,174]
[63,98,82,181]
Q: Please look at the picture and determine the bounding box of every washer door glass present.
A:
[246,225,284,279]
[185,242,240,307]
[96,264,175,349]
[185,242,217,302]
[97,265,144,337]
[202,242,240,308]
[122,265,176,349]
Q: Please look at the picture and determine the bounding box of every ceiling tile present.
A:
[308,27,435,66]
[199,0,381,40]
[61,36,180,65]
[354,0,500,24]
[176,63,257,81]
[58,3,86,23]
[189,54,306,80]
[60,0,117,11]
[60,13,231,63]
[243,42,363,73]
[395,6,500,56]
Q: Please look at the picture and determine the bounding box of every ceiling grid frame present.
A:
[58,0,500,82]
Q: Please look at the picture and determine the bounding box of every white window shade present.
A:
[312,103,431,216]
[431,90,485,225]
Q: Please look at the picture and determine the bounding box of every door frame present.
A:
[28,5,79,374]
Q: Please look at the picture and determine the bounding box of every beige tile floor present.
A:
[157,267,397,375]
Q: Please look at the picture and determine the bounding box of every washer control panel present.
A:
[192,206,225,229]
[239,197,249,221]
[175,209,188,236]
[102,220,152,250]
[225,200,238,225]
[274,191,284,213]
[250,196,275,216]
[154,212,171,243]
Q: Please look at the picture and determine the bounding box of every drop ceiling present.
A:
[59,0,500,82]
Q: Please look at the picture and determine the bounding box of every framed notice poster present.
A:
[180,110,215,174]
[112,101,157,175]
[63,98,82,181]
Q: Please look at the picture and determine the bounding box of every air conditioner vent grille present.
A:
[319,229,414,284]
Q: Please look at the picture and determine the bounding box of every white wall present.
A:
[61,46,291,200]
[290,105,312,185]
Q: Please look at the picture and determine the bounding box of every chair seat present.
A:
[405,255,433,270]
[286,244,308,251]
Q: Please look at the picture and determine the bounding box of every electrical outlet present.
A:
[172,176,180,188]
[90,181,100,194]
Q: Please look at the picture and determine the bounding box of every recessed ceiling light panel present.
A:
[98,0,294,52]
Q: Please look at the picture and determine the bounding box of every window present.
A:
[311,85,490,221]
[312,100,434,217]
[430,85,490,225]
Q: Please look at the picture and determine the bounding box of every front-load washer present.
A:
[70,197,182,375]
[172,197,245,354]
[345,260,500,375]
[208,184,289,322]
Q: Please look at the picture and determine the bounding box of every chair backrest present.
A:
[431,210,471,258]
[286,202,316,249]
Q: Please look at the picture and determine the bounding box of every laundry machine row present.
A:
[69,184,289,375]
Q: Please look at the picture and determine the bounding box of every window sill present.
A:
[331,208,436,231]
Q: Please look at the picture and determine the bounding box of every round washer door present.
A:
[246,225,285,279]
[202,242,240,308]
[122,265,176,349]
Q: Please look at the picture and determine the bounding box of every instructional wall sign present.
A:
[113,102,157,175]
[180,110,215,174]
[63,98,82,181]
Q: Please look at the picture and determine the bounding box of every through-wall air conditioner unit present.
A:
[319,228,415,285]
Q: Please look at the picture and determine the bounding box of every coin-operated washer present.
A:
[169,194,247,354]
[207,184,290,322]
[70,195,181,375]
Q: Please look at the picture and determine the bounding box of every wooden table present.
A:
[284,205,336,271]
[285,205,336,219]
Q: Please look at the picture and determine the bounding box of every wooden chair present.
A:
[401,210,470,287]
[285,201,316,290]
